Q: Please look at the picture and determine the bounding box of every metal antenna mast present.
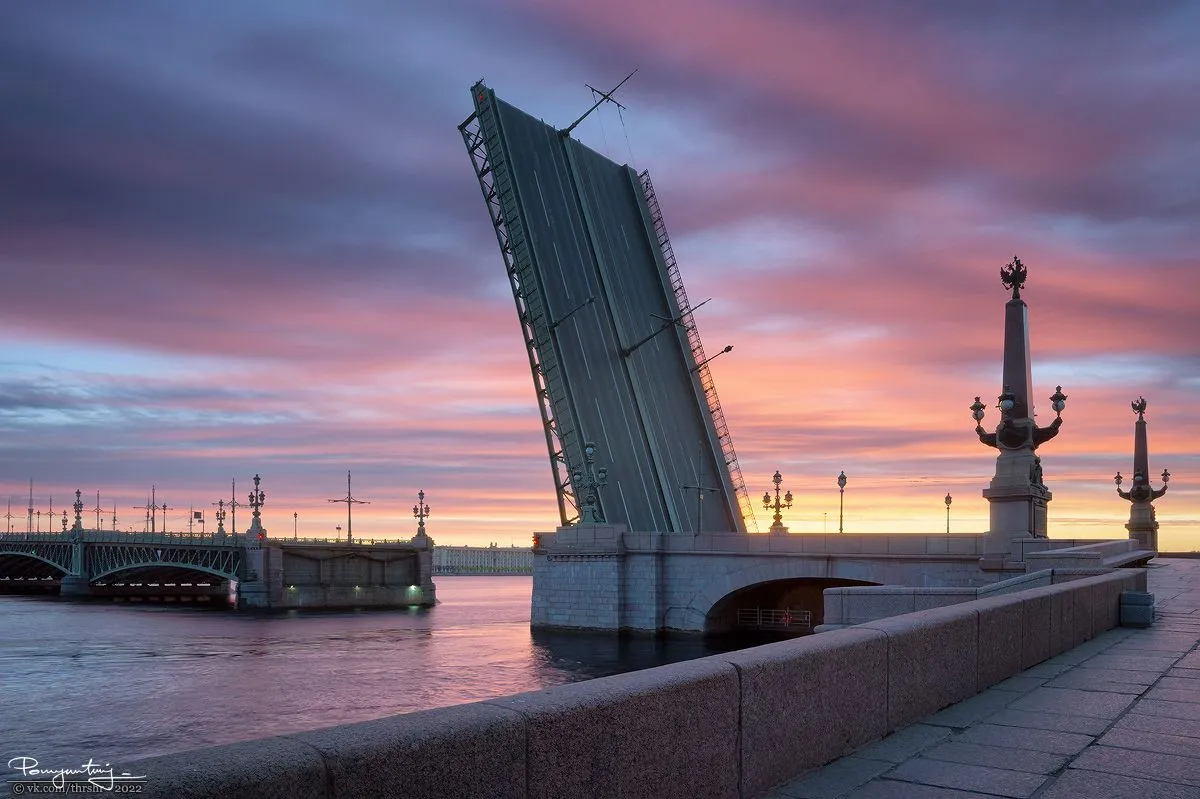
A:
[560,68,638,138]
[88,491,103,532]
[327,471,369,543]
[228,479,244,535]
[4,500,12,534]
[681,441,720,534]
[27,479,33,533]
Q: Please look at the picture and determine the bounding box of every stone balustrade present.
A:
[125,568,1145,799]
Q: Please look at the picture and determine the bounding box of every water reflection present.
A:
[0,576,762,768]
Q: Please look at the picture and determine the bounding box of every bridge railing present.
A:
[0,530,243,545]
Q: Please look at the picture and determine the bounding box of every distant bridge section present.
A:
[460,82,752,533]
[0,530,436,610]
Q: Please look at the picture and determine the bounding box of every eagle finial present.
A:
[1000,256,1027,300]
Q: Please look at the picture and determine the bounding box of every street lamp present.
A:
[293,511,298,540]
[837,471,847,534]
[762,471,792,533]
[572,442,608,524]
[336,524,342,541]
[945,493,952,535]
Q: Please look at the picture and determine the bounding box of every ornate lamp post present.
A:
[72,489,84,535]
[413,489,431,538]
[945,493,953,535]
[970,257,1068,560]
[572,442,608,524]
[214,499,226,536]
[762,470,793,535]
[61,510,68,532]
[837,471,847,534]
[1115,397,1170,551]
[293,511,298,540]
[246,474,266,545]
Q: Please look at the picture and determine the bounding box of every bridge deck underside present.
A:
[488,96,740,533]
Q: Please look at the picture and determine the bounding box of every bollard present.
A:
[1119,590,1155,628]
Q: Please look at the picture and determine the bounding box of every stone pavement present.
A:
[767,557,1200,799]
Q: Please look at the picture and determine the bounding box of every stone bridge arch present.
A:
[666,557,884,634]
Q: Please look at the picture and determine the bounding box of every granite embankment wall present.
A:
[127,569,1145,799]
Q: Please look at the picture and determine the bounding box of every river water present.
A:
[0,576,736,771]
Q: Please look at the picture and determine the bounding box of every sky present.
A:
[1,1,1198,549]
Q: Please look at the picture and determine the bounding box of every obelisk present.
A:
[971,257,1067,564]
[1115,397,1169,551]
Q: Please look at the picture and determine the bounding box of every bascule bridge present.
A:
[460,83,1153,635]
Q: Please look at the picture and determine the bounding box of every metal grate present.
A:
[459,86,581,526]
[736,607,813,630]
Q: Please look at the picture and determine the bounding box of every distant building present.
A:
[433,543,533,575]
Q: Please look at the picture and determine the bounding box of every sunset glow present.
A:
[2,3,1197,550]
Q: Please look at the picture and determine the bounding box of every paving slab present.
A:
[953,722,1093,755]
[768,756,893,799]
[989,675,1045,694]
[1144,685,1200,703]
[1098,726,1200,758]
[1166,667,1200,680]
[1039,769,1199,799]
[920,689,1013,729]
[1005,685,1138,718]
[919,740,1068,774]
[852,724,951,764]
[1115,712,1200,739]
[984,707,1112,736]
[1134,697,1200,721]
[1071,744,1200,787]
[847,780,996,799]
[1080,652,1182,672]
[887,758,1047,798]
[1044,671,1152,695]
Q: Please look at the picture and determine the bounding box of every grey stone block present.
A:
[974,595,1024,688]
[1019,592,1052,669]
[1121,604,1155,627]
[1121,590,1156,606]
[859,605,977,731]
[292,702,524,799]
[126,736,330,799]
[487,657,739,799]
[1047,584,1080,655]
[719,628,888,798]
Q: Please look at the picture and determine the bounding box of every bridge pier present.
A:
[58,573,91,597]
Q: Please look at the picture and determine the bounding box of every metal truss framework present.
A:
[0,541,73,573]
[87,543,242,584]
[460,92,581,526]
[639,172,758,532]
